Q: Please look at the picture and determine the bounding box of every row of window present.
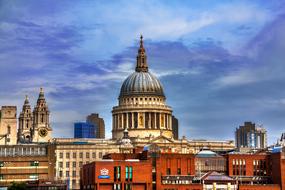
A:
[121,97,163,103]
[59,170,78,178]
[58,161,90,168]
[0,147,47,156]
[166,168,182,175]
[114,166,133,181]
[114,183,132,190]
[59,152,103,159]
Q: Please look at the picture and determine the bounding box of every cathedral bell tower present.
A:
[18,95,33,143]
[32,88,52,143]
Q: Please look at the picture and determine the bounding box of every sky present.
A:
[0,0,285,145]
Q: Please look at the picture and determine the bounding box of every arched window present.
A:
[41,114,44,123]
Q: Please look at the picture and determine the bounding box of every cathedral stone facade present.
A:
[17,88,52,143]
[112,36,173,140]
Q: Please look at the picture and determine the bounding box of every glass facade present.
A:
[74,122,96,138]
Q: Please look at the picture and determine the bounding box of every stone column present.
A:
[121,113,124,129]
[169,114,172,130]
[126,113,129,129]
[154,112,157,129]
[131,112,134,129]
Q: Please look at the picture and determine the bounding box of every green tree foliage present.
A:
[8,182,27,190]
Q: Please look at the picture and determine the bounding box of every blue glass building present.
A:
[74,122,96,138]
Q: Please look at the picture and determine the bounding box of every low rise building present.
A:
[0,144,58,187]
[81,148,285,190]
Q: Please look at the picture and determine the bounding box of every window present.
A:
[59,162,63,168]
[125,183,132,190]
[59,171,63,177]
[66,171,69,177]
[79,152,83,158]
[125,166,133,181]
[177,168,181,175]
[72,171,76,177]
[66,152,70,159]
[114,184,121,190]
[92,152,96,158]
[72,162,76,168]
[79,162,83,168]
[0,174,3,180]
[7,126,11,134]
[114,166,121,181]
[72,179,76,185]
[86,152,90,158]
[99,152,103,158]
[66,162,70,168]
[166,168,171,175]
[59,152,63,159]
[73,152,77,159]
[30,161,39,166]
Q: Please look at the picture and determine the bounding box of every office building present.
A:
[235,122,267,150]
[172,116,179,140]
[74,122,96,138]
[86,113,105,139]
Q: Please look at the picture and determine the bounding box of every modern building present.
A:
[0,106,17,145]
[235,122,267,151]
[0,144,55,186]
[172,116,179,140]
[74,122,96,138]
[87,113,105,139]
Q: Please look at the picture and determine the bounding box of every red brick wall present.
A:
[159,184,203,190]
[239,184,280,190]
[227,154,270,176]
[82,160,152,189]
[156,153,196,190]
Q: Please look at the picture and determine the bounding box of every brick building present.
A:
[81,151,152,190]
[81,148,285,190]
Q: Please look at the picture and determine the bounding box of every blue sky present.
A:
[1,0,285,144]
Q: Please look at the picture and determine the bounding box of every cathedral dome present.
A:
[120,71,165,97]
[119,35,165,98]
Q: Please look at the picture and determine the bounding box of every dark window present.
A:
[125,166,133,181]
[73,152,77,158]
[114,184,121,190]
[177,168,181,175]
[72,171,76,177]
[7,126,11,134]
[73,162,76,168]
[167,168,171,175]
[125,183,132,190]
[114,166,121,181]
[66,152,70,159]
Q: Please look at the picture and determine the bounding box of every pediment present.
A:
[150,135,174,143]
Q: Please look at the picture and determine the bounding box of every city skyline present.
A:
[0,1,285,144]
